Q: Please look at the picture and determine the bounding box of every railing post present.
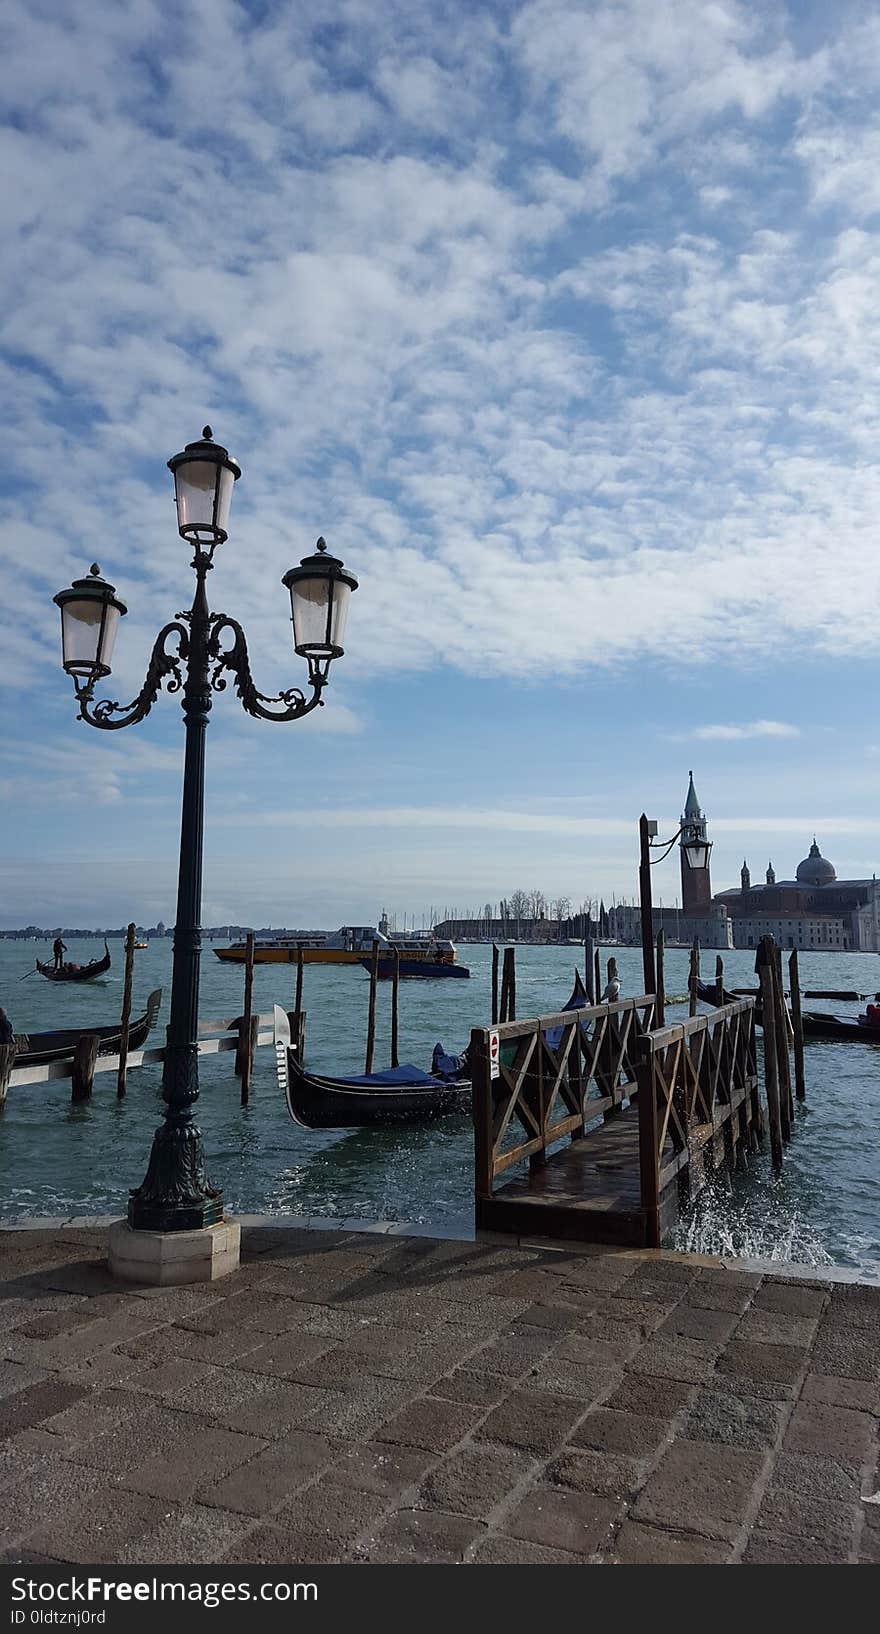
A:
[0,1043,14,1106]
[471,1027,494,1229]
[655,931,665,1027]
[237,930,255,1104]
[689,938,700,1016]
[72,1034,98,1102]
[757,941,783,1170]
[491,943,499,1025]
[365,938,379,1073]
[637,1035,661,1248]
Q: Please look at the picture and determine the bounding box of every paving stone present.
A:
[24,1482,166,1564]
[683,1386,783,1449]
[202,1429,337,1515]
[0,1360,49,1400]
[468,1534,580,1564]
[767,1451,862,1506]
[633,1440,765,1542]
[178,1292,312,1337]
[605,1372,695,1419]
[119,1324,271,1367]
[808,1327,878,1382]
[826,1285,880,1333]
[570,1408,671,1460]
[318,1376,415,1440]
[626,1334,720,1384]
[545,1447,640,1500]
[684,1276,756,1314]
[783,1400,875,1464]
[515,1301,582,1333]
[122,1423,267,1501]
[504,1484,618,1557]
[116,1502,250,1565]
[802,1372,879,1414]
[124,1357,271,1415]
[41,1387,180,1458]
[491,1269,579,1303]
[332,1440,437,1500]
[751,1281,827,1318]
[554,1334,638,1370]
[742,1529,851,1565]
[419,1442,534,1517]
[220,1521,345,1564]
[478,1389,585,1454]
[13,1307,107,1341]
[466,1330,555,1382]
[588,1296,668,1331]
[755,1487,856,1553]
[658,1304,740,1344]
[272,1479,385,1545]
[609,1520,734,1564]
[219,1380,341,1438]
[377,1395,483,1453]
[529,1355,619,1403]
[363,1507,485,1563]
[735,1308,818,1348]
[715,1340,806,1394]
[431,1369,509,1408]
[0,1379,87,1438]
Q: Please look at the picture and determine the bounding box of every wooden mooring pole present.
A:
[71,1034,98,1102]
[772,946,793,1138]
[715,955,724,1006]
[0,1043,14,1106]
[116,921,136,1099]
[655,930,665,1027]
[689,939,700,1017]
[391,946,400,1069]
[365,938,379,1073]
[584,924,595,1002]
[594,945,601,1012]
[491,943,499,1026]
[757,938,784,1170]
[237,932,256,1104]
[788,949,806,1101]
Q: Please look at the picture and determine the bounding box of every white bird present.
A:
[602,978,621,1003]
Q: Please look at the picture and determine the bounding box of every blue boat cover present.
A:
[330,1063,441,1088]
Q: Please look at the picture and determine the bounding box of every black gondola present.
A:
[282,968,594,1130]
[12,989,163,1068]
[695,979,880,1043]
[35,941,111,983]
[357,957,471,979]
[284,1053,472,1128]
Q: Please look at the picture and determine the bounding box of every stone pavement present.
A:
[0,1223,878,1565]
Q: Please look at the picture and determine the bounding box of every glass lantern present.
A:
[53,565,127,681]
[167,426,241,544]
[282,539,358,675]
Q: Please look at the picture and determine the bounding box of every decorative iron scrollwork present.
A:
[75,622,189,730]
[208,614,324,722]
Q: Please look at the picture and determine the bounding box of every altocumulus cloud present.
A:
[3,0,880,699]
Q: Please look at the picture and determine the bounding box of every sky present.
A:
[3,0,880,929]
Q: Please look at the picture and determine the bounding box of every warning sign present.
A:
[488,1028,500,1080]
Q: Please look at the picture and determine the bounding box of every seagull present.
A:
[602,977,621,1003]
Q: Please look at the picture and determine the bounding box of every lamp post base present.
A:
[127,1113,223,1232]
[108,1218,240,1285]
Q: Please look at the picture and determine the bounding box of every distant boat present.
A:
[284,1054,472,1129]
[696,978,880,1042]
[134,941,149,950]
[214,925,460,968]
[12,989,163,1068]
[358,956,470,980]
[35,942,111,983]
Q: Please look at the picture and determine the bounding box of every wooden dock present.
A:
[471,991,760,1247]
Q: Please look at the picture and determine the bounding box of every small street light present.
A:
[637,812,713,997]
[54,429,358,1252]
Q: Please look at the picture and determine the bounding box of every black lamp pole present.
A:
[54,430,357,1232]
[638,814,656,998]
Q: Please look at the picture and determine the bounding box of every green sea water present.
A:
[1,938,878,1273]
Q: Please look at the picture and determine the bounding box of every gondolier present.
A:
[53,937,67,971]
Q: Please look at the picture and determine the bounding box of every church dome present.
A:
[796,838,836,886]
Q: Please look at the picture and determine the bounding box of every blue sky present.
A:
[3,0,880,928]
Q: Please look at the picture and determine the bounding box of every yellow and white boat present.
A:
[213,925,458,967]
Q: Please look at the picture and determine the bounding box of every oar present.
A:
[18,967,38,982]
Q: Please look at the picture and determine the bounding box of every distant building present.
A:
[715,837,880,951]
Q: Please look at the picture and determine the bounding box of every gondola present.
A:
[695,979,880,1043]
[357,957,471,979]
[284,1053,472,1129]
[35,941,111,983]
[282,968,594,1131]
[12,988,163,1068]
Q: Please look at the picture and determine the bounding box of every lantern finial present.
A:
[316,537,327,552]
[202,426,213,440]
[90,563,101,577]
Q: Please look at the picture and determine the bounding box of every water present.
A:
[1,939,878,1273]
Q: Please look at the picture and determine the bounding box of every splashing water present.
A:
[674,1167,834,1267]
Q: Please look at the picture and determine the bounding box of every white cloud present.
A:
[690,720,801,742]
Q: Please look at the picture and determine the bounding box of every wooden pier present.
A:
[471,989,759,1248]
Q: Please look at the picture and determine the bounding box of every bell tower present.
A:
[680,770,712,912]
[741,860,751,894]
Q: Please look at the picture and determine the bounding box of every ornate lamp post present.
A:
[54,429,357,1234]
[638,813,711,997]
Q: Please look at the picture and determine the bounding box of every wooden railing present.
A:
[471,994,656,1199]
[637,998,759,1246]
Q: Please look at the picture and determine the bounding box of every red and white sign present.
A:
[488,1028,500,1080]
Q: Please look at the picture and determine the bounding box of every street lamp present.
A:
[638,813,712,998]
[54,428,358,1239]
